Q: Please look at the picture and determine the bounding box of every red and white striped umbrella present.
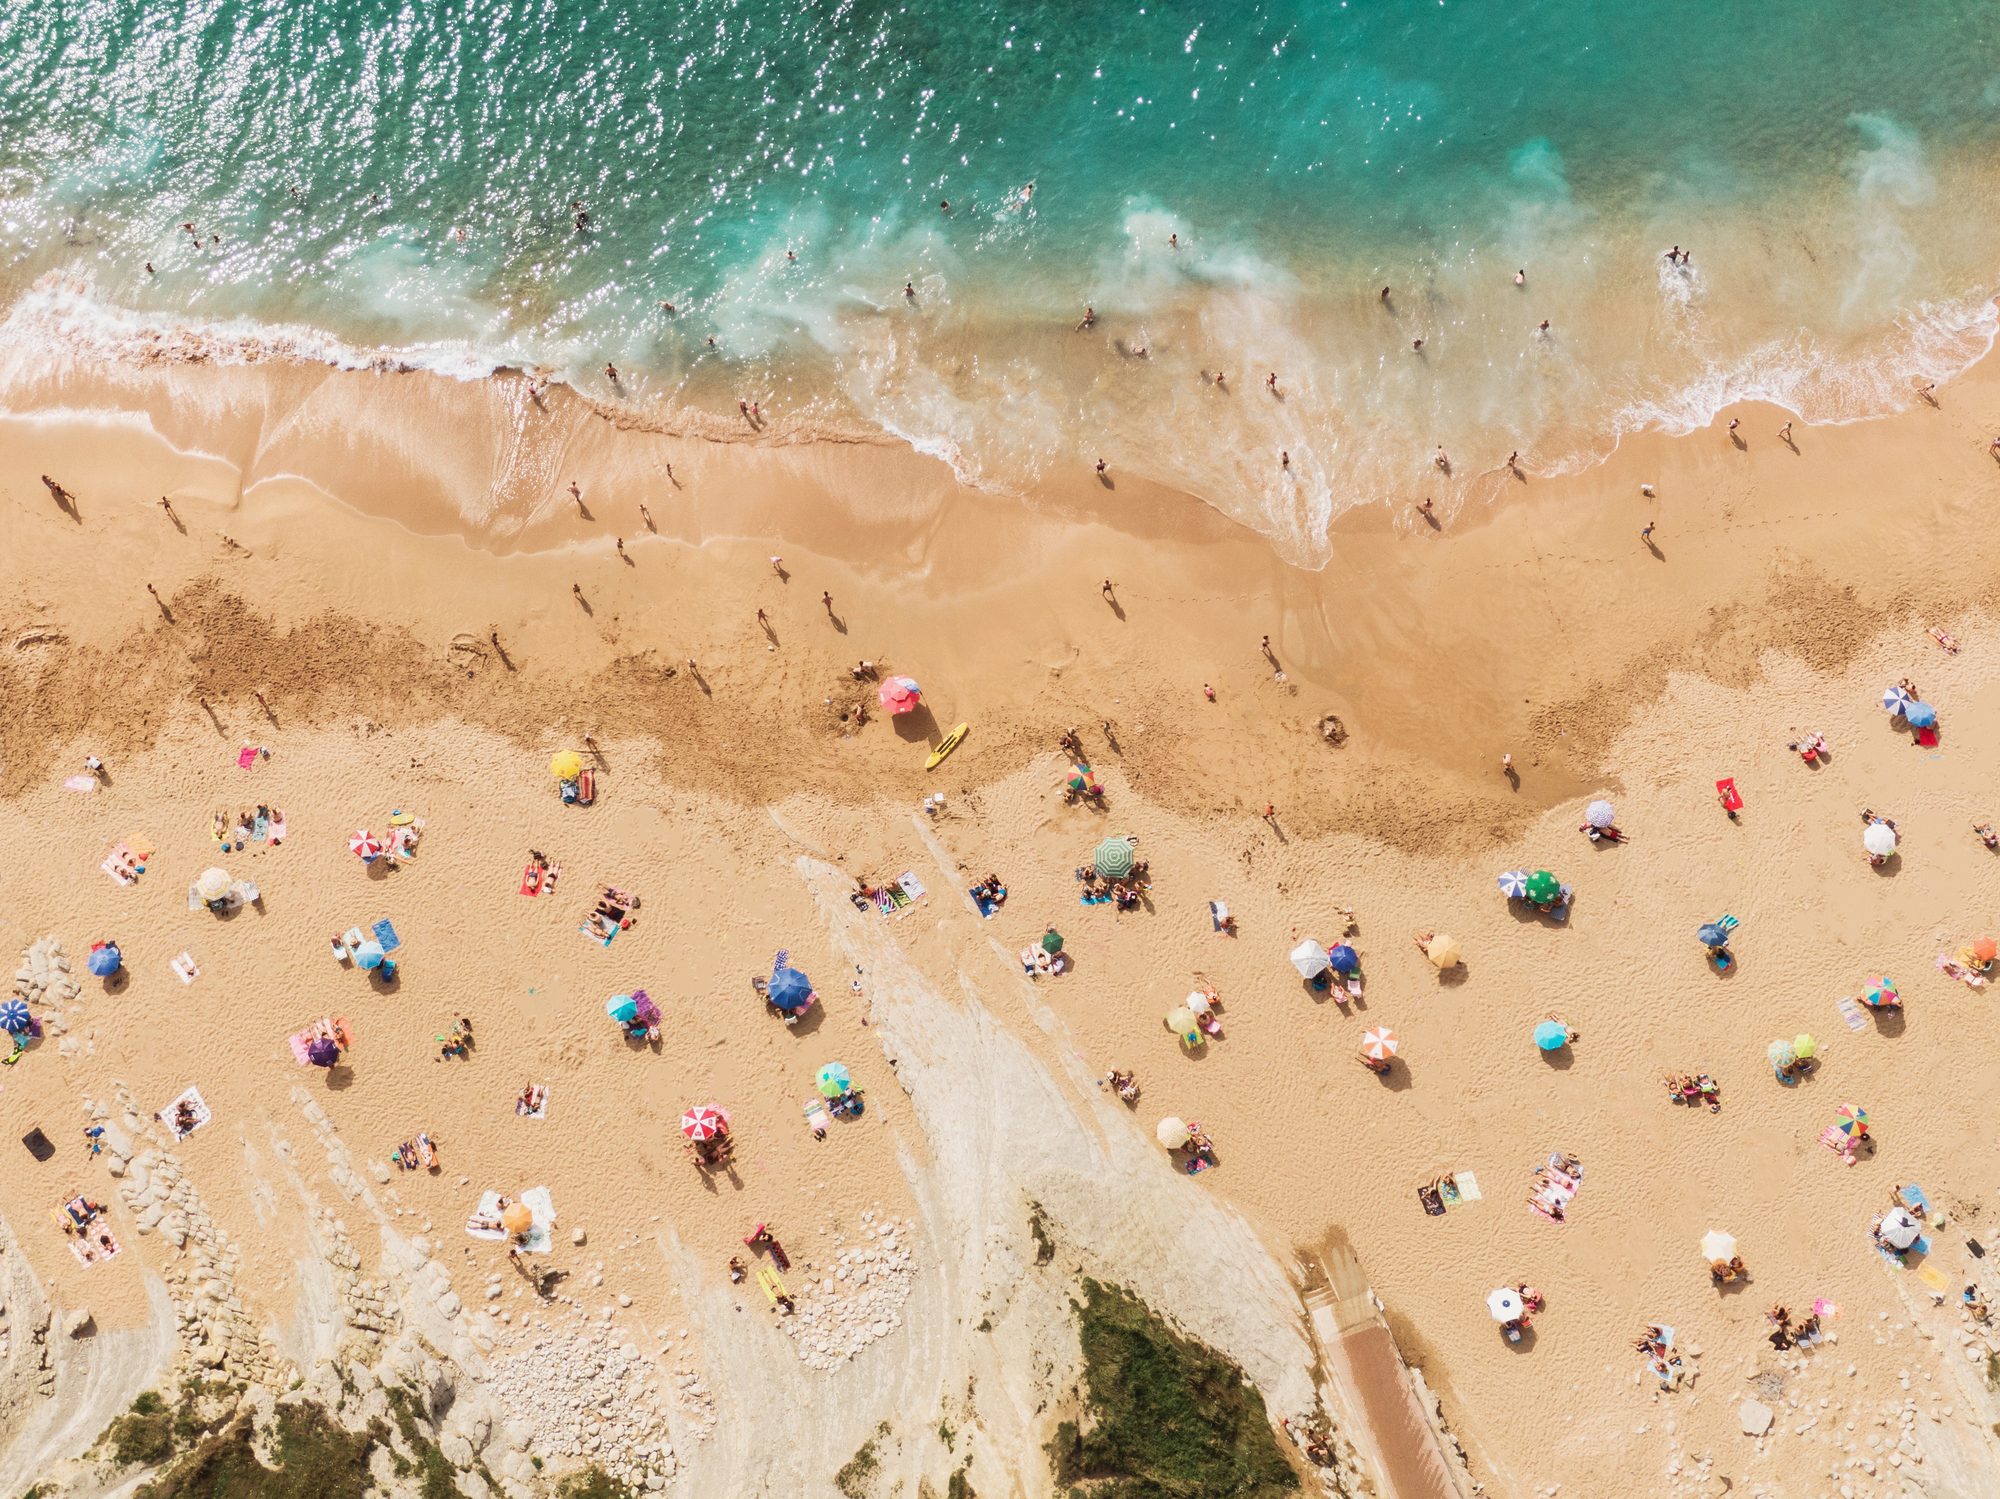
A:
[680,1104,729,1141]
[349,829,382,861]
[1358,1027,1400,1062]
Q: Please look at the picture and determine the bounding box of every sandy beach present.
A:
[6,326,2000,1499]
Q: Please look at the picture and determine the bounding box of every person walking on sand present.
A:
[159,496,176,520]
[615,537,624,557]
[1266,371,1279,395]
[1101,578,1115,599]
[1076,305,1095,331]
[770,555,784,575]
[1263,803,1276,825]
[1515,268,1526,286]
[568,480,582,508]
[756,607,769,627]
[1203,683,1215,701]
[1641,521,1656,544]
[821,590,834,615]
[1281,450,1290,470]
[1095,458,1107,477]
[1778,421,1793,444]
[638,502,651,528]
[1507,451,1519,472]
[1727,418,1740,440]
[1416,498,1434,519]
[1434,446,1449,471]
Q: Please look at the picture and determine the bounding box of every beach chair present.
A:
[755,1266,786,1306]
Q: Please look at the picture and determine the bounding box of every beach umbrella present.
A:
[876,676,922,714]
[502,1201,534,1237]
[1359,1027,1399,1063]
[1696,922,1729,948]
[1863,821,1897,857]
[1863,978,1898,1008]
[349,830,382,862]
[1326,944,1359,974]
[1835,1103,1869,1135]
[1185,989,1213,1015]
[1093,838,1136,880]
[87,943,122,977]
[548,751,583,781]
[1882,685,1915,713]
[605,994,638,1024]
[815,1063,852,1099]
[1524,870,1561,904]
[1486,1287,1524,1323]
[1585,799,1616,829]
[1423,934,1461,970]
[1289,940,1331,980]
[1879,1208,1921,1250]
[1155,1116,1191,1150]
[1974,937,1998,963]
[1793,1033,1817,1060]
[1904,701,1937,729]
[1166,1007,1202,1047]
[306,1037,340,1068]
[1767,1039,1797,1069]
[1699,1229,1737,1263]
[354,940,386,971]
[1041,930,1064,956]
[195,866,231,902]
[1497,869,1529,899]
[0,999,32,1033]
[768,962,815,1013]
[680,1105,728,1141]
[1532,1020,1569,1052]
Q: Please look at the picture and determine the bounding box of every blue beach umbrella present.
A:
[0,999,31,1033]
[354,940,386,971]
[1904,701,1937,729]
[606,994,638,1024]
[1497,869,1528,899]
[87,943,122,977]
[816,1062,852,1099]
[1327,944,1359,974]
[768,961,815,1013]
[1882,685,1914,714]
[1533,1020,1569,1052]
[1696,923,1729,949]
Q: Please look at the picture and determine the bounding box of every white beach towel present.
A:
[158,1086,212,1139]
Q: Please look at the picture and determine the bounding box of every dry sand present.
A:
[3,333,2000,1497]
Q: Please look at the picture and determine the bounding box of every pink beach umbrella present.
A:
[349,830,382,862]
[877,676,923,715]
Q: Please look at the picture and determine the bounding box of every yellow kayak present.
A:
[926,722,969,770]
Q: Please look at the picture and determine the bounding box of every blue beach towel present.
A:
[373,919,401,952]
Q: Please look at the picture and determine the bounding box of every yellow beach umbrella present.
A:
[548,751,583,781]
[195,867,231,902]
[1425,933,1462,970]
[1793,1034,1817,1060]
[1165,1007,1202,1048]
[501,1201,534,1236]
[1155,1116,1191,1150]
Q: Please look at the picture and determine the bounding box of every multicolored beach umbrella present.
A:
[1863,978,1899,1008]
[1835,1103,1869,1136]
[1767,1039,1797,1070]
[680,1104,728,1141]
[815,1063,852,1099]
[876,677,922,714]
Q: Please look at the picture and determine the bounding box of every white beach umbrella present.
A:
[1359,1027,1399,1062]
[1699,1229,1737,1262]
[1185,990,1213,1016]
[1497,869,1529,898]
[1289,940,1331,980]
[1863,822,1897,857]
[1878,1209,1921,1251]
[1585,800,1616,828]
[1155,1116,1191,1150]
[1881,685,1914,714]
[1486,1287,1524,1322]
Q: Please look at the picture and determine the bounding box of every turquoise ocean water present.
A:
[2,0,1998,558]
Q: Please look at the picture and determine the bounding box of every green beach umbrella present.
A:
[1524,870,1561,904]
[1041,929,1064,955]
[1093,837,1136,880]
[815,1062,852,1099]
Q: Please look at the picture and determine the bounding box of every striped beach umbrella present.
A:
[1498,869,1529,898]
[349,830,382,862]
[680,1105,728,1141]
[0,998,31,1033]
[1882,685,1914,714]
[1359,1027,1399,1063]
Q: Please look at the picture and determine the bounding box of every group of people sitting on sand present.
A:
[515,1084,546,1116]
[1785,731,1830,765]
[691,1127,735,1170]
[213,803,286,851]
[1498,1283,1545,1336]
[170,1097,201,1136]
[970,873,1007,909]
[1633,1324,1686,1387]
[1764,1303,1823,1350]
[1661,1072,1721,1113]
[1076,863,1149,909]
[585,885,640,940]
[1102,1069,1141,1103]
[391,1134,437,1171]
[438,1016,474,1061]
[1709,1252,1750,1283]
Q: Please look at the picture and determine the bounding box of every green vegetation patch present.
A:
[107,1390,176,1468]
[555,1468,637,1499]
[135,1405,383,1499]
[1049,1278,1297,1499]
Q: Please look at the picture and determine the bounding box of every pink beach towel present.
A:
[237,746,258,769]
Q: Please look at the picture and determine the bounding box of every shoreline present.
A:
[6,319,2000,1495]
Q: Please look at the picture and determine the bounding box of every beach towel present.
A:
[520,863,544,896]
[1209,900,1231,932]
[578,922,618,948]
[968,886,1002,918]
[1417,1183,1445,1216]
[1936,954,1989,987]
[464,1187,554,1251]
[159,1086,212,1139]
[1917,1264,1950,1291]
[755,1266,787,1305]
[1899,1183,1932,1215]
[170,951,200,985]
[896,871,926,902]
[237,745,258,769]
[63,775,97,793]
[1836,996,1867,1032]
[516,1086,549,1120]
[251,809,269,842]
[1545,885,1576,923]
[1452,1172,1481,1203]
[70,1230,121,1267]
[1818,1125,1856,1159]
[1916,726,1940,748]
[464,1191,508,1240]
[372,919,401,952]
[267,814,285,845]
[803,1098,832,1135]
